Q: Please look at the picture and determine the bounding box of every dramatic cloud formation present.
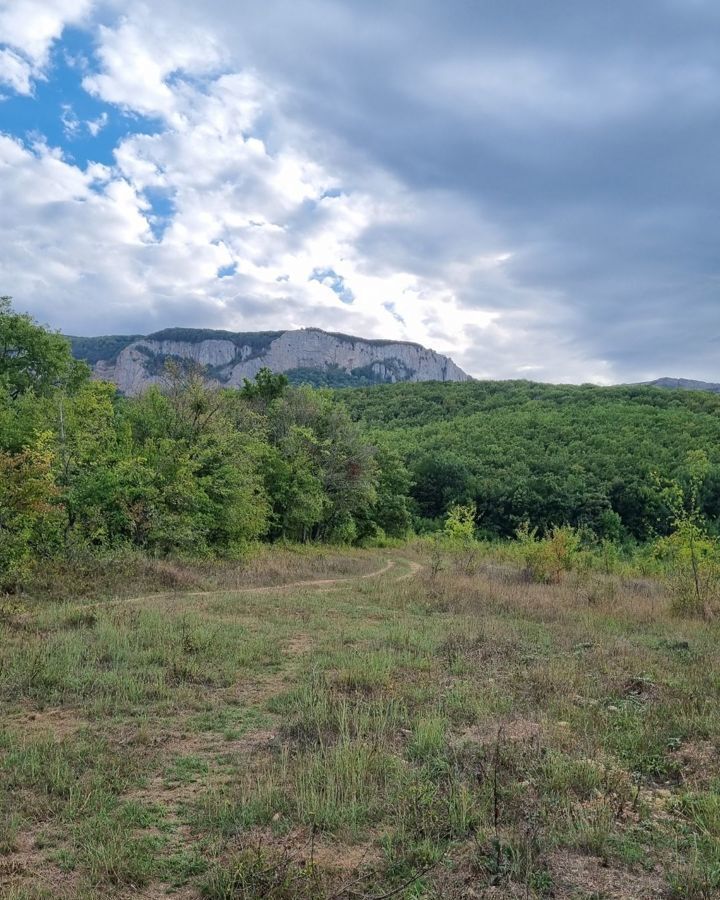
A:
[1,0,718,382]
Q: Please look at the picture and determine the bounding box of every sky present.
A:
[1,0,718,384]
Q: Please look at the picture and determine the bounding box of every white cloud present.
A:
[0,25,578,380]
[60,103,81,138]
[7,0,714,382]
[82,11,225,123]
[0,47,33,94]
[87,111,108,136]
[0,0,93,94]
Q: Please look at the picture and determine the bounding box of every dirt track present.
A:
[59,556,423,615]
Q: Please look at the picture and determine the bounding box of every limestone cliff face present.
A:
[82,327,470,394]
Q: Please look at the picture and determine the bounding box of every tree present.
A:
[444,502,476,542]
[0,296,87,398]
[654,451,720,615]
[311,398,377,542]
[240,367,289,406]
[361,445,413,539]
[411,455,475,521]
[125,379,269,554]
[443,501,479,574]
[0,437,63,587]
[261,439,326,541]
[259,385,382,543]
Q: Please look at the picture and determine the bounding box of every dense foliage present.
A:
[284,365,402,388]
[341,380,720,540]
[0,302,412,588]
[6,298,720,592]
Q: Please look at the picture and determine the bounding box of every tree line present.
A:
[0,298,411,588]
[4,296,720,592]
[341,379,720,542]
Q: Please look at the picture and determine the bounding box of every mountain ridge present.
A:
[639,377,720,394]
[69,326,470,394]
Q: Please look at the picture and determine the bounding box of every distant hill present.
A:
[340,379,720,539]
[640,377,720,394]
[68,327,470,394]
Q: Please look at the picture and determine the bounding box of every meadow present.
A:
[2,543,719,899]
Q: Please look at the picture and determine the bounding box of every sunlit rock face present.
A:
[75,327,470,394]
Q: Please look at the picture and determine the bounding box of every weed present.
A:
[201,847,325,900]
[2,544,719,898]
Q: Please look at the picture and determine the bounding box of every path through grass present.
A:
[1,547,719,898]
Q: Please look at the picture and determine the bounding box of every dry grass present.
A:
[21,545,380,604]
[1,543,719,898]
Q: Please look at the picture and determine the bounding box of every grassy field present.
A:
[1,546,719,899]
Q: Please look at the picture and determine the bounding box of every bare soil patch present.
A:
[4,707,87,739]
[550,850,664,899]
[453,717,542,748]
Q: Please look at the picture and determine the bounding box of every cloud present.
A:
[86,111,108,136]
[1,0,720,383]
[82,11,225,123]
[0,0,94,93]
[60,103,81,138]
[0,47,34,95]
[0,39,500,362]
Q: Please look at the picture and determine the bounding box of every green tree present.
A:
[0,436,64,587]
[360,445,413,539]
[312,399,377,542]
[265,386,378,543]
[261,438,326,541]
[241,367,289,406]
[411,455,475,521]
[444,502,477,542]
[125,380,268,555]
[443,502,479,574]
[654,451,720,615]
[0,296,87,398]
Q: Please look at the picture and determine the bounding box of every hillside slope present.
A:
[342,380,720,538]
[641,376,720,393]
[69,327,470,394]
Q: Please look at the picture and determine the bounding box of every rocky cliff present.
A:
[70,327,470,394]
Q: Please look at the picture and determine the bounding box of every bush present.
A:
[443,503,480,575]
[516,523,581,583]
[654,523,720,617]
[0,442,64,590]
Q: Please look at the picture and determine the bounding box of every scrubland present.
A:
[1,544,719,899]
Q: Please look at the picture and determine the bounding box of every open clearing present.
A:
[1,547,719,898]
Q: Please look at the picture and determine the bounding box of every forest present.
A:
[0,298,412,590]
[3,297,720,590]
[342,380,720,541]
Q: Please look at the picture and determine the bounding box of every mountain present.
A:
[640,377,720,394]
[69,327,470,394]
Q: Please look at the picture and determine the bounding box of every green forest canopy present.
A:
[340,380,720,539]
[0,300,414,587]
[3,296,720,590]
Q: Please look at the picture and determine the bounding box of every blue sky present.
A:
[1,0,719,383]
[3,28,145,167]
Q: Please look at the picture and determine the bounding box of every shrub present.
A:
[444,503,479,574]
[654,523,720,617]
[516,523,581,584]
[0,441,63,590]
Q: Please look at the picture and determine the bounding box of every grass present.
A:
[1,544,720,897]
